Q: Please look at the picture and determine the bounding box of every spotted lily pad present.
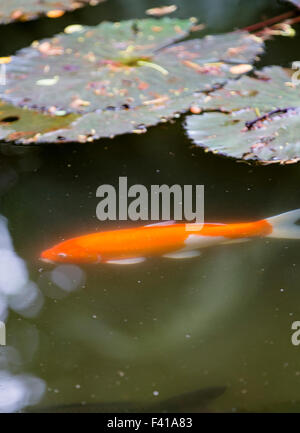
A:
[0,91,203,144]
[185,66,300,164]
[34,93,200,143]
[2,20,263,114]
[0,19,263,143]
[0,0,105,24]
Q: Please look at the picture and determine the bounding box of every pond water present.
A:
[1,0,300,413]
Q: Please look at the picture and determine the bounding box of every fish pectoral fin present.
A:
[163,250,201,259]
[145,220,175,227]
[105,257,146,265]
[222,238,250,245]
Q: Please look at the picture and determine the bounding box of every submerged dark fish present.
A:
[29,386,226,413]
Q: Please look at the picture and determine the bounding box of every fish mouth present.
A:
[39,257,55,264]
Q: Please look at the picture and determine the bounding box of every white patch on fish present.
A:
[106,257,146,265]
[184,234,225,249]
[163,250,201,259]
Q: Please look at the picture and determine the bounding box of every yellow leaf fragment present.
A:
[143,96,169,106]
[64,24,84,34]
[0,57,11,64]
[229,64,253,74]
[36,76,59,86]
[137,60,169,75]
[254,107,261,117]
[46,10,65,18]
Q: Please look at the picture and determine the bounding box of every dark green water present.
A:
[1,0,300,413]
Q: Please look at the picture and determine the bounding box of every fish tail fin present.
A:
[267,209,300,239]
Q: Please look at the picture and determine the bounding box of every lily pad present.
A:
[0,99,77,142]
[2,20,263,114]
[0,92,201,144]
[0,0,105,24]
[34,93,200,143]
[0,19,264,143]
[185,66,300,164]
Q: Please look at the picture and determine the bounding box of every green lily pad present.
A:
[0,19,264,143]
[0,92,200,144]
[0,0,105,24]
[2,20,263,115]
[192,66,300,112]
[34,93,200,143]
[0,99,77,142]
[185,66,300,164]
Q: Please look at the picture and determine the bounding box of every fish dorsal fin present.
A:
[106,257,146,265]
[163,250,201,259]
[145,221,175,227]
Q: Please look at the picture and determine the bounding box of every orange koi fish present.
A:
[41,210,300,265]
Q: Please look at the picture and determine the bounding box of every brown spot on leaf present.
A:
[146,5,177,16]
[46,10,65,18]
[38,42,64,56]
[70,97,91,109]
[138,81,149,90]
[151,26,163,32]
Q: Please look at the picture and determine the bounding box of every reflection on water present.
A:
[0,0,300,414]
[0,371,45,413]
[39,265,86,300]
[0,216,43,321]
[0,216,45,412]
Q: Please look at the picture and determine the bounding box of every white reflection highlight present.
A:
[0,215,46,413]
[39,264,86,299]
[51,265,85,293]
[0,346,21,369]
[0,250,28,295]
[0,216,44,320]
[0,294,7,321]
[0,216,13,250]
[0,371,45,413]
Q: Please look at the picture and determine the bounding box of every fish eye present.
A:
[58,252,67,258]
